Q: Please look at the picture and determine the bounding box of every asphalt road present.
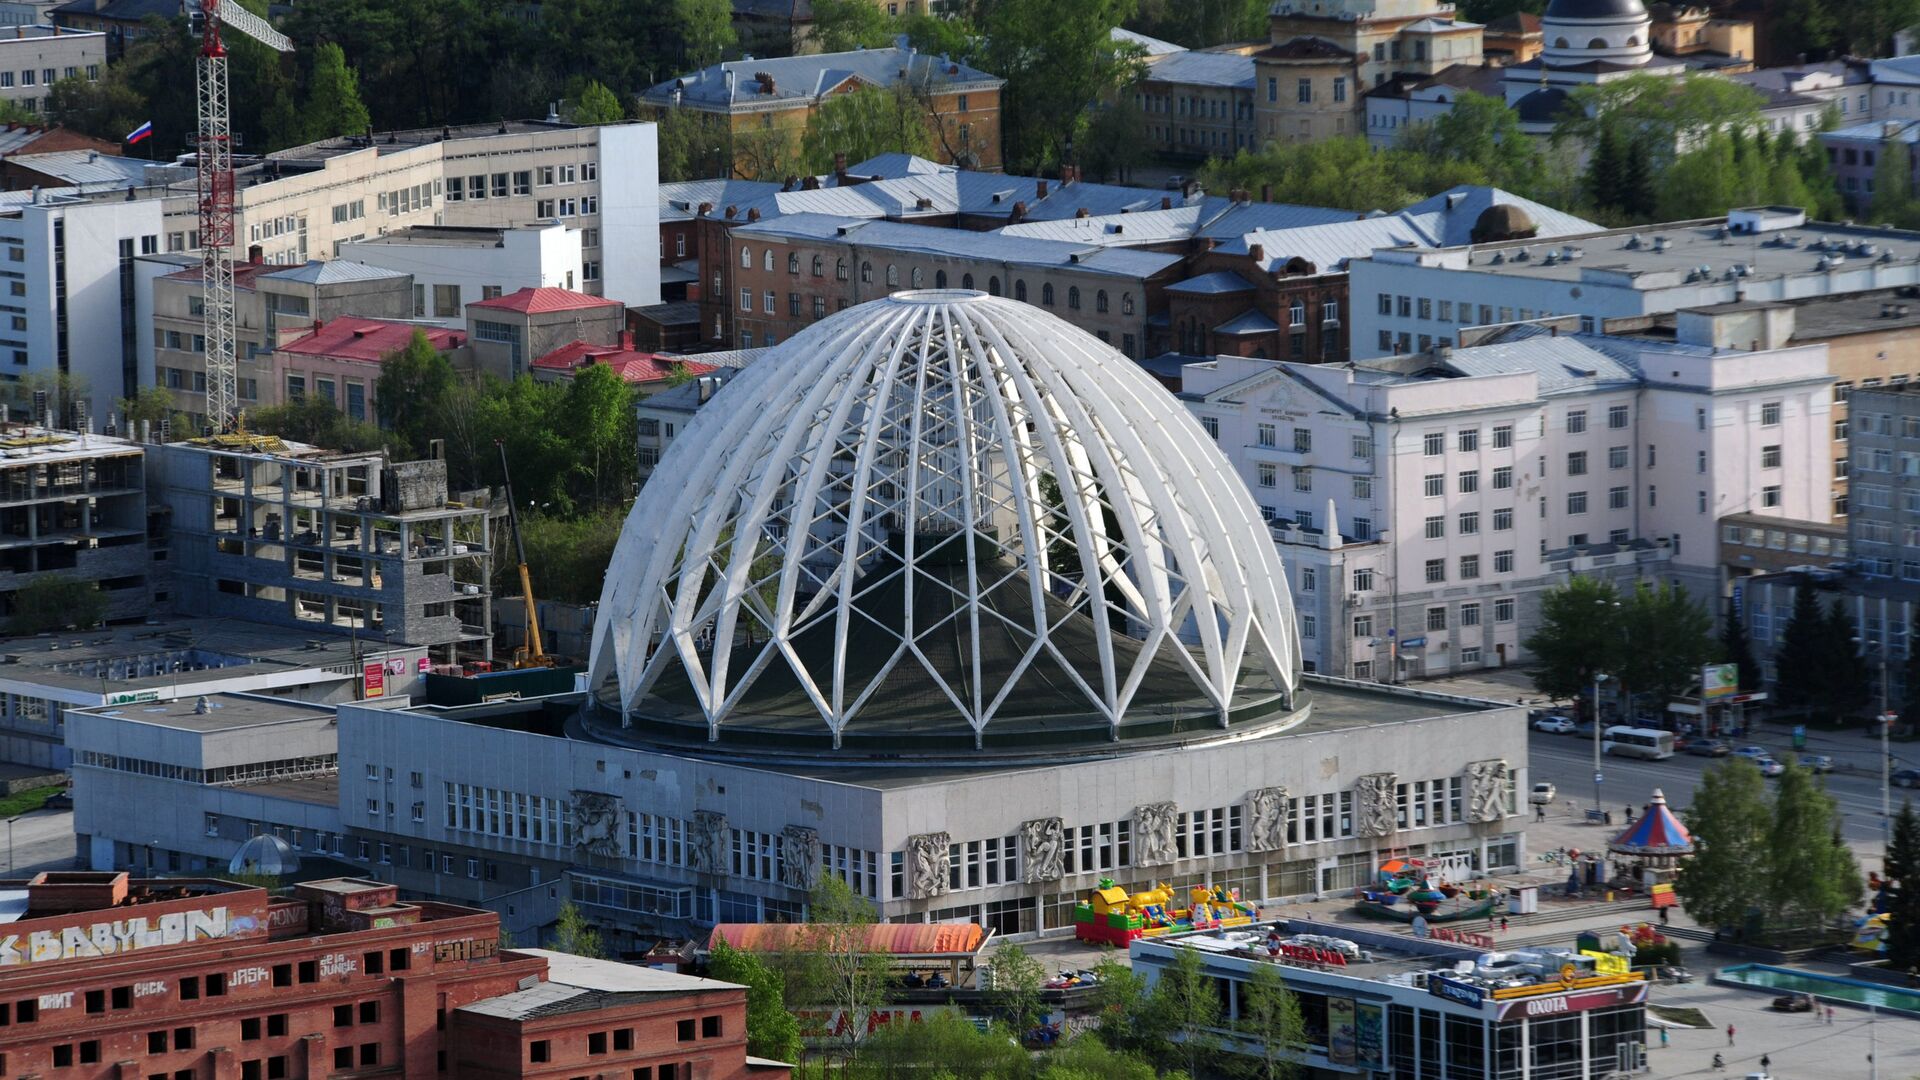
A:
[1527,725,1905,848]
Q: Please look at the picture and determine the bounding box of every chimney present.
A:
[1008,200,1026,224]
[697,201,713,216]
[747,207,760,222]
[916,196,932,210]
[833,151,847,174]
[1037,179,1049,198]
[1249,243,1265,264]
[620,330,634,349]
[1260,183,1272,203]
[724,204,738,219]
[1075,207,1089,219]
[1160,196,1172,209]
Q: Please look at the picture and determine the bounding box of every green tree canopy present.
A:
[247,396,392,453]
[569,80,627,124]
[979,0,1143,173]
[1674,757,1773,928]
[1150,946,1223,1077]
[1766,760,1863,928]
[1720,608,1760,693]
[6,576,109,635]
[800,84,934,175]
[1616,581,1715,706]
[118,386,190,442]
[810,0,896,52]
[1202,135,1488,213]
[772,875,892,1059]
[303,42,373,143]
[1773,582,1826,713]
[1557,73,1766,169]
[708,937,802,1063]
[673,0,736,68]
[1523,576,1626,707]
[1228,959,1305,1080]
[1885,800,1920,970]
[986,943,1047,1035]
[655,107,733,182]
[1398,90,1545,195]
[550,901,603,957]
[374,330,459,456]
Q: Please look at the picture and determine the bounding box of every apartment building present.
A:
[723,213,1183,356]
[1182,316,1831,678]
[640,47,1005,172]
[1256,0,1483,145]
[0,23,99,111]
[340,222,583,324]
[272,317,467,419]
[147,256,416,430]
[1135,49,1258,157]
[146,436,494,662]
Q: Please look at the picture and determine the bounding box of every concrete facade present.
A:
[0,24,100,112]
[340,222,585,325]
[146,438,494,662]
[0,426,151,637]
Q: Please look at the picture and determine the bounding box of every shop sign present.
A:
[105,690,161,706]
[363,663,384,697]
[1275,942,1349,967]
[1429,975,1487,1008]
[1496,981,1647,1022]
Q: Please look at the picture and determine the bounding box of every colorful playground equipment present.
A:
[1072,879,1258,945]
[1352,856,1498,923]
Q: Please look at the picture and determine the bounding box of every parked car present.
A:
[1801,754,1836,773]
[1894,768,1920,788]
[1771,992,1814,1012]
[1686,739,1732,757]
[1532,715,1576,734]
[1732,745,1770,762]
[1530,782,1558,805]
[40,789,70,810]
[1755,757,1786,777]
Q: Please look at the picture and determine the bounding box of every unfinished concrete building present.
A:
[147,435,492,662]
[0,425,153,627]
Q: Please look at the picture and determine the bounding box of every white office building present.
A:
[339,222,584,325]
[1182,312,1831,678]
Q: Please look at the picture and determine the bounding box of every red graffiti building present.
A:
[0,871,789,1080]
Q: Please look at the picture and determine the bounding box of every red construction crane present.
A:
[188,0,291,433]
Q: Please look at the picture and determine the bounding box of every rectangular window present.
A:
[1608,404,1629,429]
[1425,515,1445,540]
[1492,465,1512,490]
[1424,473,1444,497]
[1425,606,1447,631]
[1494,549,1514,573]
[1424,559,1446,584]
[1608,485,1629,509]
[1568,491,1588,514]
[1761,400,1782,426]
[1567,450,1587,476]
[1495,598,1515,621]
[1460,554,1480,579]
[1492,507,1512,531]
[1423,431,1444,456]
[1458,511,1479,534]
[1566,409,1587,434]
[1762,444,1781,468]
[1457,428,1478,452]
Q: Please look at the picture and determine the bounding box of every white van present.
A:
[1602,726,1675,760]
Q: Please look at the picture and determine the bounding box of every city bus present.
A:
[1602,726,1675,760]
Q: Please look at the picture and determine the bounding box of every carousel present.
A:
[1607,789,1694,886]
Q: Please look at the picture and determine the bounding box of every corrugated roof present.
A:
[1215,309,1280,334]
[660,178,785,222]
[1111,27,1184,55]
[4,150,149,187]
[533,340,718,383]
[1221,216,1434,273]
[1167,270,1256,294]
[278,318,465,363]
[710,922,986,956]
[1436,324,1640,394]
[468,287,623,314]
[1397,185,1603,246]
[846,152,952,176]
[263,260,410,285]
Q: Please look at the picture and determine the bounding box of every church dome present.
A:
[1541,0,1652,67]
[1472,203,1539,243]
[587,290,1304,760]
[1543,0,1647,18]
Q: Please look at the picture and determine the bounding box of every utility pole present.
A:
[1593,672,1608,813]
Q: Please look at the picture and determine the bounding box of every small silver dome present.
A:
[229,833,300,877]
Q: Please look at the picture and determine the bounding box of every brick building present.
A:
[465,287,626,382]
[0,871,789,1080]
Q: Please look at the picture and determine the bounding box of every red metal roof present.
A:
[467,286,623,315]
[708,922,985,956]
[278,318,466,364]
[532,339,716,383]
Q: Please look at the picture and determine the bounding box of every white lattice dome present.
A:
[588,291,1302,758]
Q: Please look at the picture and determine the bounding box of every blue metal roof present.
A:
[1167,271,1257,294]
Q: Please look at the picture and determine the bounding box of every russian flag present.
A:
[125,121,152,145]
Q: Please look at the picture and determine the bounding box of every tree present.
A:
[1885,800,1920,971]
[1825,598,1874,722]
[800,83,935,175]
[374,330,458,456]
[247,397,392,453]
[731,124,806,181]
[1039,1035,1165,1080]
[1129,0,1265,47]
[1839,0,1920,56]
[495,509,627,604]
[1654,131,1739,221]
[1523,577,1625,711]
[6,576,109,635]
[1559,73,1765,164]
[1772,582,1826,713]
[1402,90,1544,195]
[655,107,733,182]
[775,875,893,1060]
[673,0,736,68]
[118,386,189,441]
[1088,956,1167,1058]
[1674,757,1773,928]
[810,0,895,52]
[979,0,1143,173]
[1720,608,1760,694]
[1228,960,1304,1080]
[986,942,1047,1035]
[1202,136,1489,214]
[1149,946,1222,1077]
[1583,121,1628,213]
[562,363,639,510]
[1616,581,1715,707]
[1772,0,1840,61]
[1872,143,1920,228]
[846,1010,1029,1079]
[1766,760,1863,929]
[550,901,604,958]
[1904,614,1920,729]
[569,80,626,125]
[303,43,373,142]
[1080,100,1150,183]
[708,937,803,1064]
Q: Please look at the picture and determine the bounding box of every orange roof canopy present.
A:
[709,922,986,957]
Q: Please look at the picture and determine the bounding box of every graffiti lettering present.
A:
[433,937,498,963]
[38,991,73,1010]
[318,953,357,977]
[134,981,168,999]
[230,966,271,988]
[0,907,241,967]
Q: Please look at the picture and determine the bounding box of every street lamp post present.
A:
[6,815,17,877]
[1593,672,1609,813]
[1856,635,1896,842]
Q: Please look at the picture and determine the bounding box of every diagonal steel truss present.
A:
[590,291,1301,747]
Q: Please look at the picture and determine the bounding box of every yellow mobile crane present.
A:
[496,440,553,668]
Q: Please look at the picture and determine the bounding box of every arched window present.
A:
[1042,283,1055,306]
[1554,37,1569,47]
[988,276,1001,296]
[1068,286,1081,310]
[1587,37,1607,48]
[1015,280,1027,302]
[1096,289,1109,313]
[1625,35,1639,45]
[886,264,898,287]
[962,273,974,290]
[810,254,823,276]
[764,249,774,272]
[740,247,752,268]
[911,267,924,288]
[1121,293,1134,315]
[935,269,948,288]
[788,252,800,274]
[861,261,873,283]
[836,259,848,281]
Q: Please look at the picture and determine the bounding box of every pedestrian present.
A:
[1625,804,1635,823]
[1501,916,1510,933]
[1728,1023,1736,1046]
[1659,905,1670,926]
[1828,1005,1836,1025]
[1760,1054,1770,1072]
[1537,804,1547,822]
[1659,1027,1669,1048]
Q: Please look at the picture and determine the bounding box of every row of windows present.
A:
[1351,599,1516,641]
[736,248,1140,315]
[444,161,597,203]
[1721,523,1848,557]
[76,751,336,787]
[0,64,92,89]
[444,782,571,847]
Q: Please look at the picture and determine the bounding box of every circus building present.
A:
[329,292,1532,943]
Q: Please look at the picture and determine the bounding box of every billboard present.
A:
[1702,663,1738,701]
[1327,996,1357,1066]
[1354,1002,1385,1069]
